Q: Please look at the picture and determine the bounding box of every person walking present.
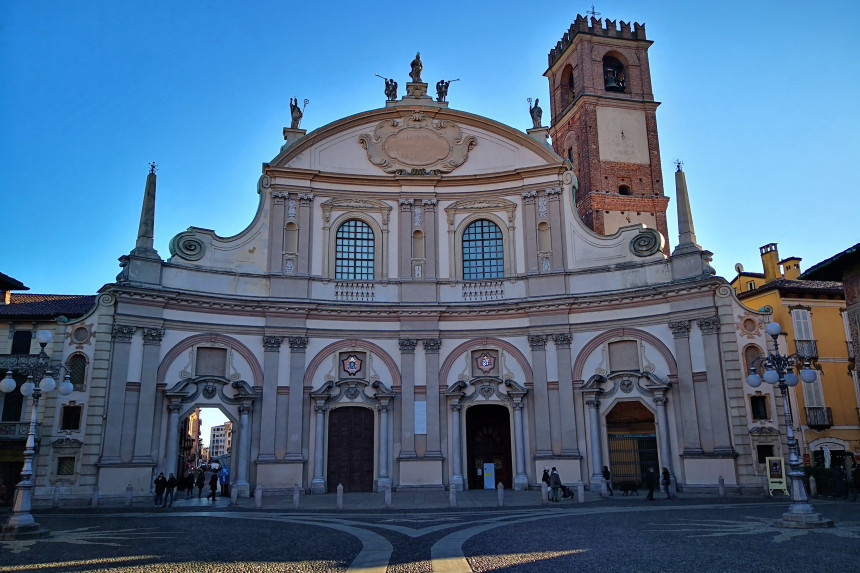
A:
[602,466,614,496]
[661,467,672,499]
[645,467,658,501]
[185,471,195,498]
[541,467,551,487]
[153,472,167,507]
[164,473,178,507]
[195,471,205,498]
[207,472,218,502]
[549,467,562,502]
[219,466,230,497]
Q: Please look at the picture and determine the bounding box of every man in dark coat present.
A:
[153,472,167,507]
[164,473,178,507]
[549,467,562,502]
[645,467,659,500]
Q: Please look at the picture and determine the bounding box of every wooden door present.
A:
[466,405,513,490]
[326,407,374,492]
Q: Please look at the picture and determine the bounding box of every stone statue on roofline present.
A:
[290,98,303,129]
[409,52,423,83]
[529,98,542,129]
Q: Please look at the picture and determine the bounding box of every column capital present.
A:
[314,403,328,413]
[528,334,547,351]
[422,338,442,354]
[668,320,691,338]
[167,402,183,414]
[112,324,136,342]
[653,395,668,406]
[288,336,309,351]
[696,316,721,335]
[449,403,461,412]
[239,403,254,415]
[142,327,165,345]
[585,398,600,408]
[263,335,285,350]
[399,338,418,353]
[552,333,572,348]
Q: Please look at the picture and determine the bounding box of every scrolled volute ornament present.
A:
[169,232,206,261]
[629,228,664,257]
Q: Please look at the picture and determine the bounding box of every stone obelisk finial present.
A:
[671,160,701,255]
[131,162,160,258]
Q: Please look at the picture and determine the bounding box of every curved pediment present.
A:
[268,106,562,177]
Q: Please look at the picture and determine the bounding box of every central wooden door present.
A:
[466,405,513,490]
[326,406,374,492]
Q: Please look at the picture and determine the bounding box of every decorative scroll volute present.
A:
[358,112,477,175]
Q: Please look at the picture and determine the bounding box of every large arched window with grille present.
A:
[462,219,504,280]
[336,219,375,280]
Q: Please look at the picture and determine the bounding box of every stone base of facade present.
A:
[682,457,737,486]
[398,458,443,487]
[255,460,304,491]
[97,465,155,495]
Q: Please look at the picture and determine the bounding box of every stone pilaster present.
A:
[101,325,136,463]
[423,338,442,457]
[285,336,308,460]
[669,320,703,455]
[132,327,164,463]
[259,335,284,461]
[528,335,552,456]
[399,338,417,458]
[553,333,580,456]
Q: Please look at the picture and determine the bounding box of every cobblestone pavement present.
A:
[1,495,858,572]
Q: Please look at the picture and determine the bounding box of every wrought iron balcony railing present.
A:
[0,421,34,441]
[805,406,833,430]
[794,339,818,359]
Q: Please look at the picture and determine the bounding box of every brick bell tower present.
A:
[546,15,669,252]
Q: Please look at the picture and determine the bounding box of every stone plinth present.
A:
[282,128,307,150]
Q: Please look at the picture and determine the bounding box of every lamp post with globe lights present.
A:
[747,321,833,528]
[0,330,74,539]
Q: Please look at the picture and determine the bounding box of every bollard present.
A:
[577,481,585,504]
[449,484,457,508]
[125,483,134,507]
[384,484,392,509]
[52,487,60,509]
[717,475,726,498]
[810,476,818,498]
[600,479,608,498]
[230,485,239,505]
[541,482,549,505]
[293,485,301,509]
[337,483,344,510]
[92,485,99,507]
[763,475,770,497]
[497,482,504,507]
[254,485,263,508]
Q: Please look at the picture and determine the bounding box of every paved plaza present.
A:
[1,491,858,572]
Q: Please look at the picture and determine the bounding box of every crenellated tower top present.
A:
[548,15,647,68]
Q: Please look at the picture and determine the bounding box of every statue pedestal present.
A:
[282,128,307,150]
[387,83,449,108]
[527,127,550,145]
[406,82,430,98]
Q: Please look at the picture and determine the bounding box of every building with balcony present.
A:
[0,272,104,506]
[731,243,858,471]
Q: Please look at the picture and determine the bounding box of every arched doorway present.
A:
[606,401,657,486]
[466,405,513,489]
[326,406,374,492]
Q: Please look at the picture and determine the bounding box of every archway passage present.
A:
[606,401,657,487]
[466,405,513,490]
[327,407,374,493]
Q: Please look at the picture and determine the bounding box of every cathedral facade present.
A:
[3,16,788,503]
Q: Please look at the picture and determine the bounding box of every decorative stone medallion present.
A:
[358,112,477,175]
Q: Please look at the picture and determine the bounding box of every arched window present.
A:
[603,55,626,92]
[67,353,87,390]
[561,64,575,108]
[336,219,375,280]
[462,219,503,280]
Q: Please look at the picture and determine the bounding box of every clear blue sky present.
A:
[2,1,857,294]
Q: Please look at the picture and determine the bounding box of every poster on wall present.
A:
[766,456,788,496]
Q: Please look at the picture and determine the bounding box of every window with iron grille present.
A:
[336,220,375,280]
[750,395,769,421]
[67,354,87,390]
[462,219,503,280]
[57,456,76,475]
[60,404,82,430]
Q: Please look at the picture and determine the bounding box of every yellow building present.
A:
[731,243,858,474]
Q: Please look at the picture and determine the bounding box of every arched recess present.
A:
[156,333,263,386]
[573,328,678,382]
[560,63,575,109]
[439,338,534,387]
[304,339,402,389]
[601,50,628,93]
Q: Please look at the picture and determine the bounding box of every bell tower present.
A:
[546,15,669,252]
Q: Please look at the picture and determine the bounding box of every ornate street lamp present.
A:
[747,322,833,528]
[0,330,74,539]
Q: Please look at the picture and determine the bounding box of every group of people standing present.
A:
[154,466,227,506]
[541,465,673,502]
